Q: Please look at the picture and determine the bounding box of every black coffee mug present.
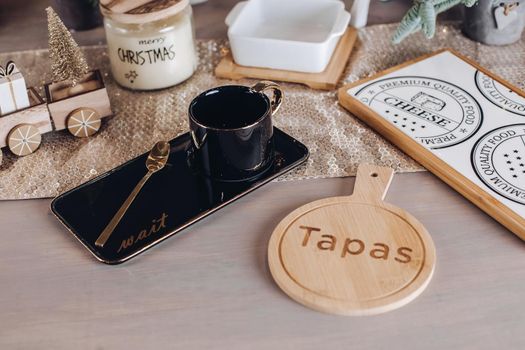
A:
[189,81,283,181]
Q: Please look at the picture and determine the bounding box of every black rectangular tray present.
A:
[51,128,309,264]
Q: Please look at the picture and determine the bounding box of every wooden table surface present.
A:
[1,1,523,350]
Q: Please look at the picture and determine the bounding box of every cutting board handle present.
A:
[351,164,394,203]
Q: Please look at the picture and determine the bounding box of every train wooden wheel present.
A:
[7,124,42,156]
[67,107,101,138]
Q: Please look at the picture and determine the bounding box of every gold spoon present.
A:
[95,141,170,248]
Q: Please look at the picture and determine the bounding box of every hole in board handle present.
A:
[370,172,378,178]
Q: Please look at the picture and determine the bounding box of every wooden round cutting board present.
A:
[268,164,436,316]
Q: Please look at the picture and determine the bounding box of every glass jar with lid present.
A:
[100,0,197,90]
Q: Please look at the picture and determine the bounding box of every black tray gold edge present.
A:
[50,128,309,265]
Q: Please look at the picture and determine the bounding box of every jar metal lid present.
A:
[100,0,190,24]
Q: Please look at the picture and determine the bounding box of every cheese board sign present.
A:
[338,49,525,240]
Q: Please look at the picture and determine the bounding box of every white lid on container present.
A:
[100,0,190,24]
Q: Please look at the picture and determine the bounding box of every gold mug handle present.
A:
[190,130,207,150]
[251,81,284,116]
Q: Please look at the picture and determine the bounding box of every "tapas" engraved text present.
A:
[299,225,413,263]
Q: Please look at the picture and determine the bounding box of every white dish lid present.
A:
[226,0,351,44]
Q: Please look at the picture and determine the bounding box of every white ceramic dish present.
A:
[225,0,351,73]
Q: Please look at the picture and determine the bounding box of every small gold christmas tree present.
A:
[46,7,90,86]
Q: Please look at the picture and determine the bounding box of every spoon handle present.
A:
[95,170,153,248]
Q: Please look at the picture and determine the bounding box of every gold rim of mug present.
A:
[188,85,273,132]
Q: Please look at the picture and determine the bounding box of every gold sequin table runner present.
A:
[0,23,523,200]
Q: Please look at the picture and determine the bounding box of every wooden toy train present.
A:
[0,70,111,162]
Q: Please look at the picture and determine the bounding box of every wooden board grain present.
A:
[215,27,358,90]
[268,164,435,315]
[338,49,525,240]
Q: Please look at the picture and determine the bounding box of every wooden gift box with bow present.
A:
[0,62,30,116]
